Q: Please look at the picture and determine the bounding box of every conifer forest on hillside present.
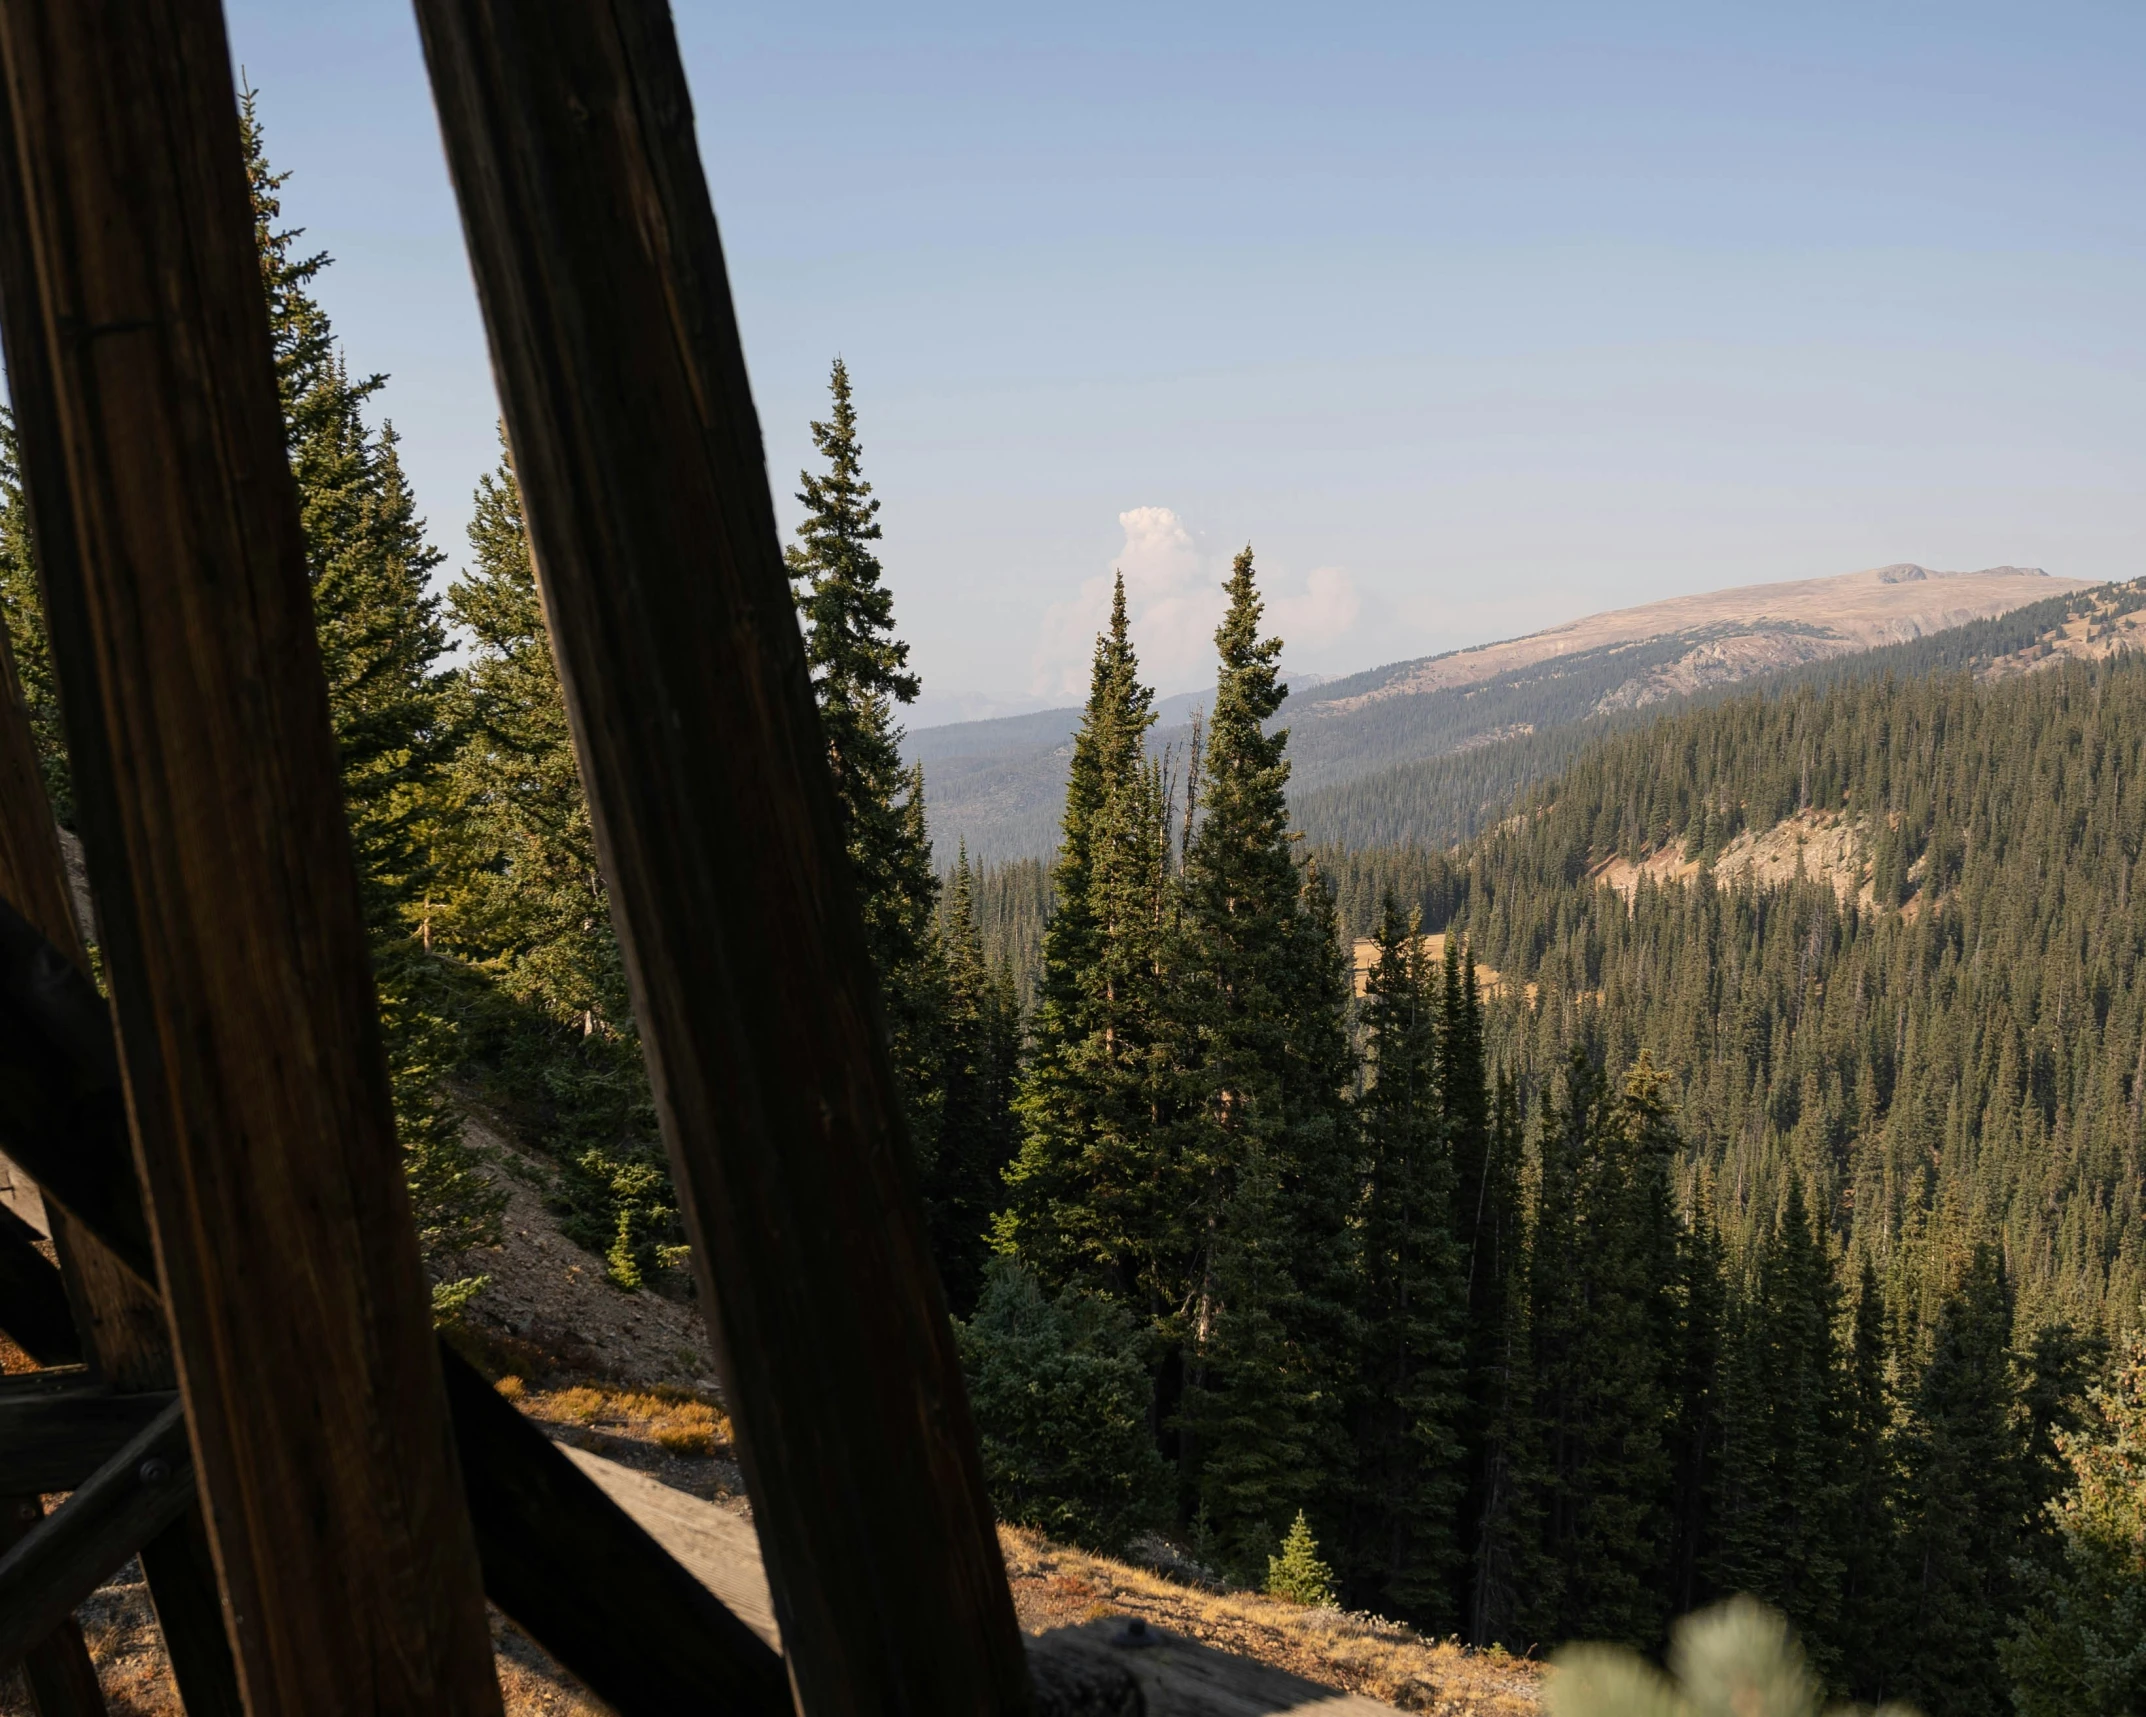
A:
[2,111,2141,1717]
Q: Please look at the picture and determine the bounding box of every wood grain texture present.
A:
[0,1492,107,1717]
[0,1368,175,1491]
[441,1349,791,1715]
[0,52,245,1717]
[0,1397,193,1666]
[411,5,1030,1709]
[0,2,500,1709]
[0,901,791,1710]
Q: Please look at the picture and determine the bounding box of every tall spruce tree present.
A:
[1527,1052,1681,1649]
[1711,1179,1847,1681]
[1003,574,1180,1306]
[786,358,944,1168]
[240,92,500,1276]
[1178,548,1357,1576]
[1885,1244,2032,1717]
[1347,897,1465,1623]
[441,443,672,1286]
[926,848,1023,1317]
[1465,1070,1541,1648]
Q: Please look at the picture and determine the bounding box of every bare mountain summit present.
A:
[1323,563,2084,712]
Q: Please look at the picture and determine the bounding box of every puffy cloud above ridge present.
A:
[1031,506,1358,701]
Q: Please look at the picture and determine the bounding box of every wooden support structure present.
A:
[0,894,791,1712]
[0,1369,177,1492]
[0,4,1403,1713]
[412,5,1032,1709]
[0,1399,193,1665]
[0,0,502,1708]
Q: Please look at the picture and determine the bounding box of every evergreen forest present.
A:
[0,102,2138,1717]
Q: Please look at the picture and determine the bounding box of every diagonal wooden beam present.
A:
[0,2,502,1708]
[0,1397,193,1668]
[0,49,242,1717]
[0,898,790,1713]
[411,5,1032,1709]
[0,1368,176,1492]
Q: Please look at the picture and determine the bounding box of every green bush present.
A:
[954,1260,1168,1554]
[1265,1511,1337,1607]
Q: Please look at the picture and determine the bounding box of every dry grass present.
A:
[1000,1526,1542,1714]
[504,1376,731,1462]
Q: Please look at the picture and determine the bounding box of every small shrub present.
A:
[654,1423,716,1457]
[955,1260,1169,1555]
[1264,1511,1337,1607]
[552,1385,607,1424]
[494,1374,526,1402]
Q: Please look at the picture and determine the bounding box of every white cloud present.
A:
[1271,564,1360,651]
[1032,506,1226,700]
[1032,510,1362,701]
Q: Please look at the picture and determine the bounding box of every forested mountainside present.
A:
[913,564,2087,862]
[956,561,2146,1714]
[1319,650,2146,1340]
[1298,578,2146,849]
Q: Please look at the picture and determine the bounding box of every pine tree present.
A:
[1003,575,1180,1304]
[1178,548,1355,1573]
[1348,897,1466,1624]
[1267,1510,1339,1607]
[1885,1244,2031,1717]
[2002,1330,2146,1717]
[1529,1052,1681,1649]
[440,442,671,1287]
[786,358,943,1166]
[1665,1178,1727,1620]
[1712,1180,1847,1680]
[1834,1258,1898,1703]
[1465,1070,1541,1649]
[926,848,1022,1317]
[241,92,499,1279]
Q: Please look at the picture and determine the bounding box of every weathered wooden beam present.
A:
[411,6,1030,1709]
[0,1398,192,1668]
[0,3,503,1709]
[0,293,198,1717]
[0,900,788,1710]
[0,1201,80,1364]
[0,1368,176,1493]
[441,1347,791,1714]
[0,1494,107,1717]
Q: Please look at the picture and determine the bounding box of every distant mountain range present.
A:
[906,563,2095,863]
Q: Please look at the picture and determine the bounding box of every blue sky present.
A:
[222,1,2144,720]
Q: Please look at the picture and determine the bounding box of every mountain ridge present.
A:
[911,562,2095,863]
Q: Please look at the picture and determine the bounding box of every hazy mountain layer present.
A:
[913,563,2091,863]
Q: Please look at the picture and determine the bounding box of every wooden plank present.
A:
[544,1450,1408,1717]
[440,1349,791,1715]
[558,1445,780,1650]
[0,1398,192,1667]
[0,4,502,1710]
[410,7,1031,1709]
[0,1369,176,1492]
[0,1494,107,1717]
[0,898,788,1708]
[0,1201,81,1364]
